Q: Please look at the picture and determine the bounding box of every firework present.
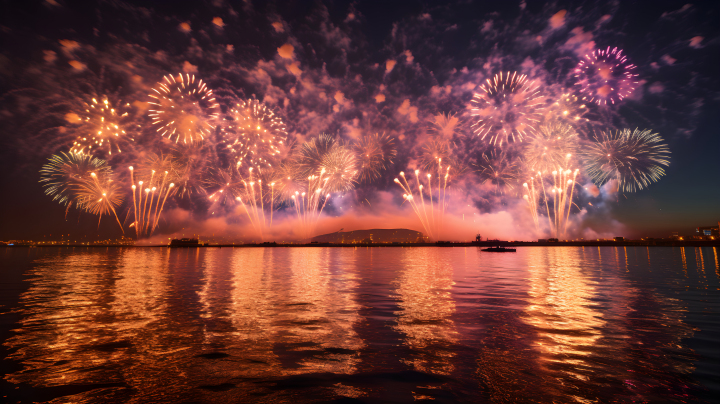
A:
[319,144,358,193]
[289,170,332,241]
[353,132,397,183]
[169,143,212,198]
[271,162,305,202]
[204,167,243,206]
[394,164,453,241]
[477,149,521,194]
[546,93,588,124]
[220,99,287,170]
[76,171,125,232]
[419,139,455,172]
[523,122,578,173]
[574,47,638,106]
[581,128,670,192]
[148,73,220,144]
[129,155,177,238]
[430,112,461,139]
[68,97,133,157]
[39,151,111,214]
[294,134,337,178]
[523,167,580,239]
[233,167,278,241]
[470,71,544,146]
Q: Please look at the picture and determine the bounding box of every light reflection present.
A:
[523,248,605,367]
[394,248,458,375]
[1,247,707,402]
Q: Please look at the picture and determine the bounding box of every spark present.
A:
[580,128,670,192]
[220,99,287,170]
[523,122,578,173]
[574,46,638,106]
[69,96,133,156]
[148,73,220,144]
[470,71,545,146]
[353,132,397,183]
[39,151,111,214]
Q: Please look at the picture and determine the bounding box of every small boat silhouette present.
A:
[481,246,516,252]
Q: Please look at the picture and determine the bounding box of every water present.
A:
[1,246,719,403]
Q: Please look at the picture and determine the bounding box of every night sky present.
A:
[0,0,718,241]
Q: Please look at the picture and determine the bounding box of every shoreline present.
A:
[4,240,719,248]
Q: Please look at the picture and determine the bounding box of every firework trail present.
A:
[420,139,456,172]
[76,170,125,233]
[522,147,580,239]
[128,154,176,238]
[394,164,452,241]
[39,151,111,215]
[574,47,638,106]
[232,167,278,241]
[220,99,287,170]
[477,149,521,194]
[283,134,359,239]
[289,170,332,241]
[470,71,544,146]
[148,73,220,144]
[68,96,134,157]
[523,168,580,239]
[523,122,578,173]
[581,128,670,192]
[353,132,397,183]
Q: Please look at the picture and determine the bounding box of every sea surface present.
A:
[1,246,719,403]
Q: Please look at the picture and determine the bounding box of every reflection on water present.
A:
[394,248,457,376]
[2,246,718,403]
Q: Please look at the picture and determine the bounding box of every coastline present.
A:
[3,240,719,248]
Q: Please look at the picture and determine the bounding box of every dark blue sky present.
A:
[0,0,718,241]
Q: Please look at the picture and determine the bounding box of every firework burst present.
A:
[353,132,397,183]
[294,134,337,178]
[581,128,670,192]
[470,71,544,146]
[169,143,212,198]
[76,171,125,232]
[574,46,638,106]
[221,99,287,170]
[68,96,134,157]
[419,139,455,172]
[546,93,588,124]
[271,162,305,202]
[40,151,111,213]
[148,73,220,144]
[477,149,521,194]
[204,167,243,206]
[320,144,358,193]
[429,112,461,139]
[523,122,578,173]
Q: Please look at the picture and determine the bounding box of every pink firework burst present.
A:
[574,47,638,106]
[470,71,544,147]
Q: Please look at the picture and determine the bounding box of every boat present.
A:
[481,246,516,252]
[169,238,201,247]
